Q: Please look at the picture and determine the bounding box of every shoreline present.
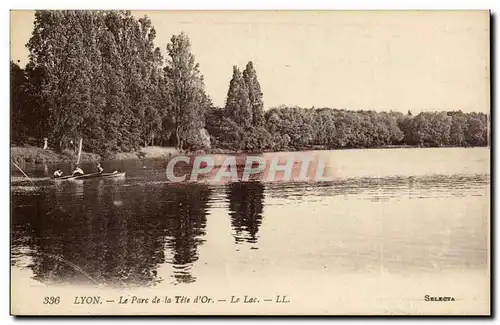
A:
[11,144,488,166]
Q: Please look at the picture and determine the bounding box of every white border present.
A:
[2,1,497,324]
[3,0,499,10]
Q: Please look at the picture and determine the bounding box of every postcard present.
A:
[10,10,490,316]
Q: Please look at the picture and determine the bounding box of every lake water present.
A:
[11,147,490,315]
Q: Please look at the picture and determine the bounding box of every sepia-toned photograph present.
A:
[10,10,490,316]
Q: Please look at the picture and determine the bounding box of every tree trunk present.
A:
[175,126,181,150]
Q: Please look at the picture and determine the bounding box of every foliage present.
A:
[208,61,271,151]
[12,11,489,155]
[207,105,489,151]
[242,61,264,126]
[225,66,252,127]
[164,32,211,151]
[17,10,169,155]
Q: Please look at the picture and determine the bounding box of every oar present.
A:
[76,138,83,165]
[12,162,34,185]
[36,252,101,286]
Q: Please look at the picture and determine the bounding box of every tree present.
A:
[448,111,467,146]
[404,112,452,147]
[466,112,487,146]
[17,10,489,155]
[99,12,127,153]
[27,10,96,151]
[23,10,171,154]
[11,61,30,143]
[217,62,271,151]
[164,33,210,150]
[135,17,165,148]
[225,66,252,127]
[242,61,264,126]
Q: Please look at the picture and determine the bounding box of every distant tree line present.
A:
[207,105,489,152]
[11,10,489,156]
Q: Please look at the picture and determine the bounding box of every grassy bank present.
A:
[11,147,101,165]
[113,146,180,160]
[12,144,484,165]
[11,146,181,165]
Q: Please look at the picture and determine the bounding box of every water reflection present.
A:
[227,182,265,245]
[11,180,212,287]
[162,184,211,284]
[11,170,489,288]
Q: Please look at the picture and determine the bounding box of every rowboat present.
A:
[71,172,103,180]
[52,174,76,181]
[53,171,126,181]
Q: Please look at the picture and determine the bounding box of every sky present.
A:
[10,10,490,113]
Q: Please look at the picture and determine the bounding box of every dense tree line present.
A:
[11,10,489,156]
[11,10,210,156]
[207,104,488,151]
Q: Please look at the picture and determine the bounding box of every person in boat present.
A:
[72,166,84,176]
[96,162,104,173]
[53,169,63,178]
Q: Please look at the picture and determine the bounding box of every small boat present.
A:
[71,172,103,180]
[53,174,77,181]
[53,171,126,181]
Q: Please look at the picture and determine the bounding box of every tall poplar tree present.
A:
[164,32,210,150]
[225,66,252,128]
[100,11,127,153]
[242,61,264,126]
